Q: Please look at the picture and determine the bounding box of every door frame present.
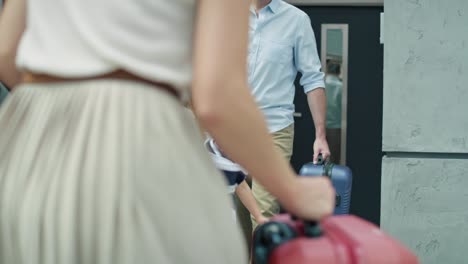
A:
[286,0,383,6]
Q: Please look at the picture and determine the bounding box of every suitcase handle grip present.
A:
[316,154,334,178]
[316,153,326,165]
[303,221,323,238]
[291,216,323,238]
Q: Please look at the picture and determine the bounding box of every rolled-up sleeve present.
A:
[294,14,325,94]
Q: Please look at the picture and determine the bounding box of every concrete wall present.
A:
[381,157,468,263]
[383,0,468,153]
[381,0,468,263]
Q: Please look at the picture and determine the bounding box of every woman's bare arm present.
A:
[192,0,334,220]
[0,0,26,88]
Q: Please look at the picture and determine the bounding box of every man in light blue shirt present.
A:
[247,0,330,229]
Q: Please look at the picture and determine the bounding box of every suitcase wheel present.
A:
[253,222,297,264]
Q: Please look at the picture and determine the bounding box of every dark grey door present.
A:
[291,6,384,225]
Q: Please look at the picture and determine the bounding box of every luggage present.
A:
[253,214,419,264]
[299,155,353,214]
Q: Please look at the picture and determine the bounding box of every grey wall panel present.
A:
[381,157,468,264]
[383,0,468,153]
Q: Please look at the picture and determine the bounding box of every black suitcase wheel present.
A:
[253,222,297,264]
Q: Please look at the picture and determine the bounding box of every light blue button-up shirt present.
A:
[248,0,325,133]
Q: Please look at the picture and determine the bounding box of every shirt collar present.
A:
[250,0,281,15]
[250,5,256,15]
[268,0,281,14]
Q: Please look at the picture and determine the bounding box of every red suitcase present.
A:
[253,214,419,264]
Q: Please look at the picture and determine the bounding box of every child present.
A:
[184,104,268,225]
[206,138,269,225]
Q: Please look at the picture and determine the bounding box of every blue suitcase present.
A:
[299,155,352,215]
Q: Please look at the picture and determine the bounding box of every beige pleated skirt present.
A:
[0,80,246,264]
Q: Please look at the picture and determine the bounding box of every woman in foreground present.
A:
[0,0,334,263]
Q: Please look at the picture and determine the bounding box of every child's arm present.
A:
[235,180,269,225]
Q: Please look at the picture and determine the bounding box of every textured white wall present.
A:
[381,157,468,264]
[383,0,468,153]
[382,1,468,263]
